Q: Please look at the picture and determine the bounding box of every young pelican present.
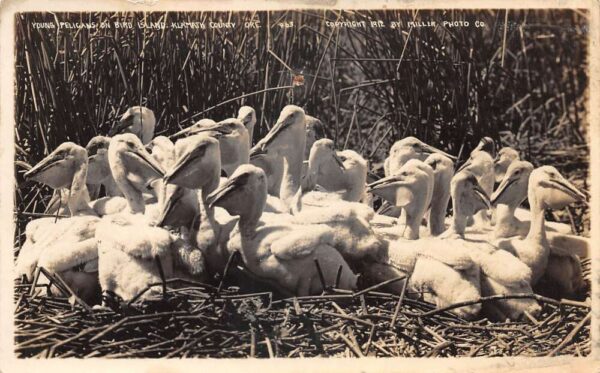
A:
[380,137,455,218]
[366,162,484,319]
[494,147,520,183]
[494,166,587,286]
[384,137,456,177]
[304,115,326,160]
[423,153,455,236]
[250,105,307,204]
[441,170,541,321]
[237,106,257,146]
[161,134,238,277]
[95,134,175,306]
[368,159,434,240]
[86,136,123,198]
[144,136,209,282]
[491,160,574,236]
[491,162,588,298]
[162,134,381,278]
[206,164,358,295]
[171,118,248,177]
[301,139,367,202]
[471,136,496,159]
[456,148,494,226]
[108,106,156,145]
[17,143,102,302]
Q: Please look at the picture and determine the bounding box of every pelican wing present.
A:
[548,233,590,258]
[97,216,172,259]
[270,226,332,261]
[419,242,475,271]
[472,248,532,286]
[37,238,98,273]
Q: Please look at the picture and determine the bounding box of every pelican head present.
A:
[424,153,454,174]
[163,134,221,190]
[86,136,111,184]
[457,149,494,175]
[338,150,368,202]
[207,164,268,218]
[491,160,533,207]
[305,115,326,160]
[472,136,496,159]
[302,138,345,192]
[146,136,176,169]
[309,139,346,170]
[451,170,491,217]
[108,133,165,187]
[385,137,455,176]
[494,147,520,182]
[237,106,256,140]
[530,166,587,210]
[109,106,156,144]
[367,159,432,209]
[250,105,306,156]
[24,142,88,189]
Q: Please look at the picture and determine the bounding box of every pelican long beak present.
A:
[24,153,63,181]
[419,143,457,161]
[332,153,346,171]
[366,174,408,192]
[549,177,587,204]
[128,147,165,180]
[256,116,291,149]
[490,175,519,206]
[109,114,134,137]
[156,190,178,228]
[249,145,268,159]
[206,174,245,209]
[473,179,491,209]
[173,121,234,140]
[163,144,208,185]
[171,126,196,139]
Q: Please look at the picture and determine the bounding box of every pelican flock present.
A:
[15,104,590,322]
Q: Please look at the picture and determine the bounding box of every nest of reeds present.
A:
[14,257,591,358]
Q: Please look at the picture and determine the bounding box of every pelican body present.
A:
[206,165,358,296]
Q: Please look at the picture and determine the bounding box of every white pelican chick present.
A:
[171,118,248,177]
[368,159,434,240]
[423,153,455,236]
[206,165,358,295]
[95,134,174,306]
[384,136,456,177]
[365,162,483,319]
[161,134,237,277]
[494,147,520,183]
[442,170,541,321]
[108,106,156,145]
[456,148,494,226]
[491,162,588,298]
[302,139,368,203]
[18,143,102,302]
[238,106,257,146]
[250,105,307,204]
[494,166,587,286]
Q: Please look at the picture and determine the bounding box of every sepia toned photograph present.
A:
[1,1,595,366]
